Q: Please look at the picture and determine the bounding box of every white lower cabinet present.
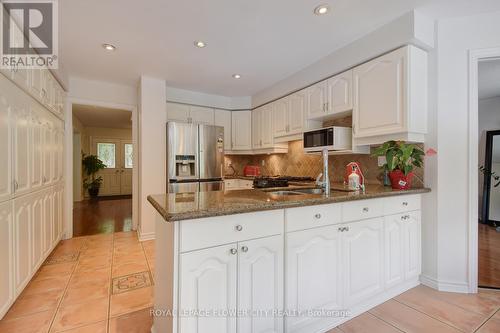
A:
[179,235,283,333]
[31,192,44,272]
[286,226,342,333]
[0,201,13,318]
[13,195,32,296]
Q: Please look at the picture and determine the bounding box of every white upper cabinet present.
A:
[253,105,275,149]
[166,102,214,124]
[12,94,31,196]
[0,78,13,202]
[272,99,288,138]
[252,107,262,149]
[306,80,328,119]
[214,109,232,151]
[30,105,43,190]
[231,111,252,150]
[352,45,427,144]
[327,70,353,116]
[288,91,305,135]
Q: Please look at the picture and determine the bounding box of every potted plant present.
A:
[82,154,106,198]
[372,141,424,190]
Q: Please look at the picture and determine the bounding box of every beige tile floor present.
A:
[1,231,500,333]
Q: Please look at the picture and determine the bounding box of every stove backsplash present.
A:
[224,140,424,186]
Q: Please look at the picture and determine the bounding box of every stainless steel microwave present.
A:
[303,126,352,152]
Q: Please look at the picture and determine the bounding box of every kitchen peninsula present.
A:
[148,185,430,333]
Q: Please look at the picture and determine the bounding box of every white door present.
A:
[403,211,421,280]
[0,77,13,202]
[190,106,214,124]
[306,80,328,119]
[327,70,353,115]
[353,47,406,138]
[42,190,52,256]
[93,139,121,196]
[31,192,44,271]
[214,109,232,151]
[272,99,288,138]
[166,102,190,122]
[12,94,30,196]
[288,92,305,135]
[231,111,252,150]
[120,141,133,195]
[286,225,343,333]
[252,108,262,149]
[384,215,405,289]
[261,105,274,148]
[0,201,13,317]
[238,235,283,333]
[179,244,238,333]
[343,218,384,307]
[13,195,32,296]
[30,105,43,190]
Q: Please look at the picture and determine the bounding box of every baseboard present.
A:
[420,274,470,293]
[139,231,156,242]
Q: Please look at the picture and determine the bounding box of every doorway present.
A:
[71,104,135,236]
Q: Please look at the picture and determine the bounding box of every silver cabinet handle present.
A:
[230,248,238,255]
[362,207,369,212]
[402,202,408,206]
[401,215,410,221]
[314,213,321,219]
[235,225,243,232]
[241,246,248,253]
[338,227,343,232]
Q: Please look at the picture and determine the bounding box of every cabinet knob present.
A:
[235,225,243,232]
[230,248,238,255]
[314,213,321,219]
[402,202,408,206]
[241,246,248,253]
[362,207,369,213]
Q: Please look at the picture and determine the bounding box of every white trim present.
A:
[420,275,469,293]
[467,47,500,294]
[139,231,156,242]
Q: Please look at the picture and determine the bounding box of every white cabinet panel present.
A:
[343,218,384,307]
[384,215,405,289]
[166,102,189,122]
[286,226,342,333]
[0,78,13,202]
[403,211,421,280]
[261,106,273,147]
[288,92,305,135]
[231,111,252,150]
[51,191,59,243]
[0,201,13,318]
[42,190,52,257]
[214,109,232,151]
[13,96,30,196]
[13,196,32,296]
[190,106,214,124]
[31,192,44,270]
[238,235,283,333]
[327,71,353,115]
[306,80,328,119]
[252,108,261,149]
[179,244,237,333]
[42,120,53,185]
[30,106,43,190]
[30,69,43,100]
[272,99,288,138]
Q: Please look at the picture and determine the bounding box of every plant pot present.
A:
[88,187,100,198]
[388,170,414,190]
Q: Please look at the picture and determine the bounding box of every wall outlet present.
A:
[377,156,387,167]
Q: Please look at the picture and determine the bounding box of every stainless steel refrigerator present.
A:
[166,122,224,193]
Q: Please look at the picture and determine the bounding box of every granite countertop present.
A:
[148,184,431,222]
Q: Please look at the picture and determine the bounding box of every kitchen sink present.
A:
[292,188,325,194]
[267,191,307,196]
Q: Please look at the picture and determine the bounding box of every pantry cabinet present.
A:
[214,109,232,151]
[13,195,32,296]
[0,201,13,317]
[231,111,252,150]
[0,79,13,202]
[13,100,31,196]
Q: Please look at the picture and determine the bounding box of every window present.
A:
[124,143,133,169]
[97,143,116,168]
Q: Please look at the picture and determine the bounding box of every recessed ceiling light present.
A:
[232,74,241,79]
[102,43,116,51]
[194,41,206,48]
[314,4,330,15]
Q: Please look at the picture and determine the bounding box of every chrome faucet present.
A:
[316,149,330,196]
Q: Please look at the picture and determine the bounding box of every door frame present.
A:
[64,97,139,239]
[467,47,500,293]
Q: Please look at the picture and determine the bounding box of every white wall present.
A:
[138,76,167,240]
[166,86,251,110]
[69,77,137,108]
[436,11,500,292]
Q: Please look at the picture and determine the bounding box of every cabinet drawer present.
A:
[224,180,237,189]
[180,210,283,252]
[286,203,341,232]
[342,198,384,222]
[384,194,420,215]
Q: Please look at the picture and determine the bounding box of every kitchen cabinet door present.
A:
[403,211,421,280]
[166,102,189,122]
[231,111,252,150]
[13,195,32,296]
[288,92,305,135]
[327,70,353,115]
[384,215,405,289]
[179,243,238,333]
[10,24,30,91]
[42,190,52,256]
[51,191,59,243]
[238,235,283,333]
[214,109,232,151]
[52,129,60,183]
[272,99,288,138]
[58,186,64,239]
[0,201,13,318]
[306,80,328,120]
[252,108,262,149]
[42,120,53,186]
[30,106,43,190]
[260,105,274,148]
[190,106,214,125]
[352,47,406,138]
[343,218,384,307]
[0,77,13,202]
[31,192,44,271]
[12,95,31,196]
[286,225,343,333]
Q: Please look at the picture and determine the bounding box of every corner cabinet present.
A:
[352,46,427,144]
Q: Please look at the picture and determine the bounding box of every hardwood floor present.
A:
[73,197,133,237]
[1,231,500,333]
[479,223,500,288]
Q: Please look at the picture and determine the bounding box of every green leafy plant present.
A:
[372,141,425,176]
[479,166,500,188]
[82,154,106,194]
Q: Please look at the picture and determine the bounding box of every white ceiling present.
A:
[60,0,500,97]
[479,59,500,100]
[73,105,132,129]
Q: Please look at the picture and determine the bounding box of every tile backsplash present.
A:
[224,140,424,186]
